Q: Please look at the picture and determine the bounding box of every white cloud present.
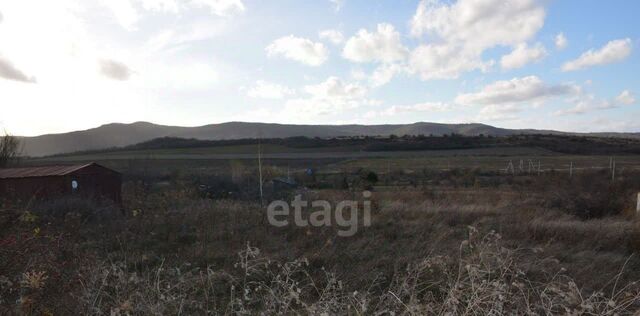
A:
[101,0,245,30]
[455,76,576,106]
[409,44,491,80]
[615,90,635,105]
[343,23,408,63]
[408,0,545,80]
[329,0,344,12]
[284,76,373,117]
[477,104,521,121]
[247,80,294,99]
[411,0,545,49]
[370,63,405,87]
[554,94,612,116]
[145,19,229,54]
[554,89,634,116]
[304,76,366,99]
[99,59,133,81]
[319,29,344,45]
[366,102,452,118]
[350,68,367,81]
[100,0,140,30]
[500,43,547,70]
[139,0,181,13]
[0,55,36,83]
[562,38,632,72]
[266,35,329,66]
[555,33,568,50]
[191,0,246,17]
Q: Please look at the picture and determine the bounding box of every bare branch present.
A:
[0,130,21,167]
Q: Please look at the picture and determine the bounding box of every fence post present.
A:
[569,162,573,178]
[637,192,640,216]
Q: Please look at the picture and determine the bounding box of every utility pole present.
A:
[609,157,613,171]
[258,140,264,207]
[612,158,616,182]
[569,162,573,178]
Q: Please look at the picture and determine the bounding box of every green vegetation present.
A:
[45,134,640,159]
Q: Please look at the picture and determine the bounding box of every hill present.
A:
[18,121,640,157]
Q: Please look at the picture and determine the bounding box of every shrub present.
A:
[544,171,640,219]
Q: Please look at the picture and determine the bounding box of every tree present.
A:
[0,131,21,168]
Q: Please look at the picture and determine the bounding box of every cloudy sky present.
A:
[0,0,638,136]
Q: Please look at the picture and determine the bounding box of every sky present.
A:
[0,0,638,136]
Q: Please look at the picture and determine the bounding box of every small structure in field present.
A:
[0,163,122,204]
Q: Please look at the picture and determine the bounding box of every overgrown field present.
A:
[3,166,640,314]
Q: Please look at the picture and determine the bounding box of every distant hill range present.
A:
[18,121,640,157]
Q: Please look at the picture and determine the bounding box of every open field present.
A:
[3,177,640,314]
[4,140,640,314]
[30,147,640,180]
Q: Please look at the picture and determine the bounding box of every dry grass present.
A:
[2,177,640,314]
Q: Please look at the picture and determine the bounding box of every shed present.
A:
[0,163,122,204]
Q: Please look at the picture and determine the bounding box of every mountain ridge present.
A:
[18,121,640,157]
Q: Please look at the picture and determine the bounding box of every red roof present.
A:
[0,163,109,179]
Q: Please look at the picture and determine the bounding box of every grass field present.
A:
[4,143,640,314]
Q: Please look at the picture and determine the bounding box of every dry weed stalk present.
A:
[74,227,640,315]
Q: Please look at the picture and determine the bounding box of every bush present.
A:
[544,171,639,219]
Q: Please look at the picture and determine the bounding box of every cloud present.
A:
[411,0,545,49]
[555,33,567,50]
[476,104,521,121]
[304,76,367,100]
[342,23,408,63]
[554,94,612,116]
[329,0,344,12]
[139,0,181,13]
[99,59,133,81]
[319,29,344,45]
[266,35,329,66]
[409,44,491,80]
[554,89,634,116]
[370,64,405,87]
[408,0,545,80]
[500,43,547,70]
[247,80,294,99]
[284,76,374,117]
[100,0,139,30]
[145,19,229,53]
[101,0,245,30]
[616,90,635,105]
[562,38,632,72]
[192,0,246,17]
[455,76,575,106]
[0,56,36,83]
[366,102,452,118]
